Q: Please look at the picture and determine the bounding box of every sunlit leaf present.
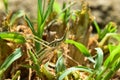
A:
[94,48,103,70]
[65,39,91,57]
[111,33,120,42]
[3,0,8,13]
[108,44,116,53]
[104,44,120,68]
[38,0,43,26]
[24,15,36,35]
[0,32,26,43]
[53,1,61,13]
[112,58,120,72]
[62,2,70,24]
[99,22,117,41]
[103,58,120,80]
[44,0,54,20]
[58,66,93,80]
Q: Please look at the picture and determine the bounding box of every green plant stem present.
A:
[93,20,100,35]
[99,33,111,47]
[35,41,41,52]
[0,68,5,79]
[3,0,8,13]
[96,67,107,80]
[102,69,114,80]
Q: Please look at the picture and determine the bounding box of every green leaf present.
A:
[93,20,101,36]
[37,0,43,26]
[28,50,41,75]
[53,1,61,14]
[37,0,44,38]
[0,48,22,77]
[99,22,117,41]
[41,64,55,80]
[99,33,120,47]
[112,58,120,72]
[94,48,103,70]
[24,15,36,35]
[102,58,120,80]
[106,22,117,33]
[0,32,26,43]
[104,44,120,68]
[44,0,54,21]
[108,44,116,53]
[3,0,8,13]
[58,66,93,80]
[62,2,71,24]
[65,39,91,57]
[111,33,120,42]
[29,50,38,64]
[38,0,54,38]
[55,50,66,74]
[12,70,21,80]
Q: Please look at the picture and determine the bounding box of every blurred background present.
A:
[0,0,120,29]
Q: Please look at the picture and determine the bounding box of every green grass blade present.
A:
[58,66,93,80]
[12,70,21,80]
[65,39,91,57]
[104,44,120,68]
[0,32,26,43]
[28,50,41,75]
[43,0,54,21]
[53,1,61,14]
[102,58,120,80]
[99,22,117,41]
[0,48,23,77]
[38,22,45,38]
[38,0,43,26]
[38,0,54,38]
[3,0,8,13]
[56,55,65,73]
[41,64,55,80]
[106,22,117,33]
[93,20,101,36]
[65,39,95,63]
[110,33,120,42]
[94,48,103,70]
[99,33,120,47]
[108,44,116,53]
[62,2,70,24]
[55,50,66,74]
[29,50,38,65]
[112,58,120,72]
[24,15,36,35]
[37,0,44,37]
[24,14,40,51]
